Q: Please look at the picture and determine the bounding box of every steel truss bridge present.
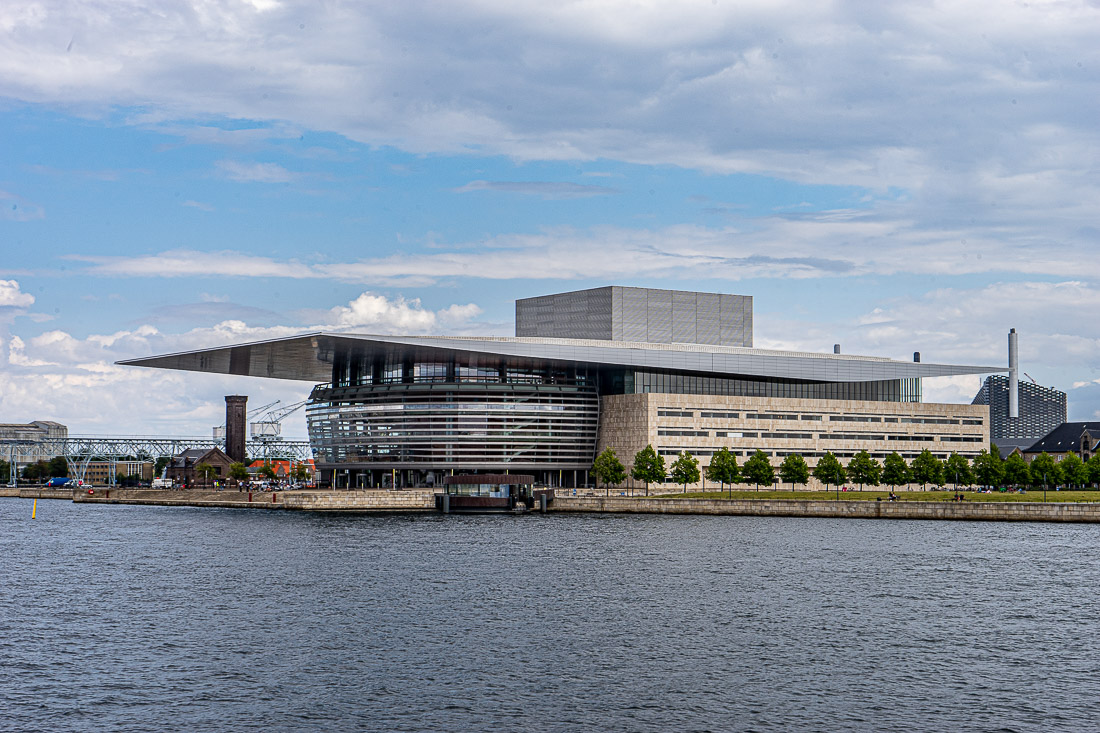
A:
[3,435,313,487]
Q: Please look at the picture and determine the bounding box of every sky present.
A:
[1,0,1099,440]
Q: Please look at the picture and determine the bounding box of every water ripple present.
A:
[2,502,1099,731]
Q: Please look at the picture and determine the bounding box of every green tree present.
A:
[845,450,881,491]
[972,449,1004,488]
[741,450,775,490]
[228,462,250,487]
[1087,453,1100,488]
[882,452,909,489]
[705,447,740,496]
[22,460,48,481]
[1002,453,1030,488]
[631,445,666,496]
[47,456,69,478]
[155,455,172,477]
[1028,452,1062,489]
[778,454,810,490]
[195,462,217,488]
[669,450,701,492]
[1060,453,1087,488]
[259,464,278,481]
[592,447,627,494]
[944,452,974,488]
[0,459,9,483]
[813,452,846,492]
[909,449,943,490]
[291,462,311,484]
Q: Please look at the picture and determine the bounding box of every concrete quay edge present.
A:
[67,488,437,512]
[548,496,1100,522]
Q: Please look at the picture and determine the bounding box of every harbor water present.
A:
[2,500,1098,731]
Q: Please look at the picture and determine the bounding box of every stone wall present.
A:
[19,488,75,500]
[281,490,436,511]
[550,496,1100,523]
[70,488,436,512]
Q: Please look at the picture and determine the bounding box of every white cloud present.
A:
[453,180,618,199]
[8,335,56,366]
[62,211,1100,286]
[215,159,296,183]
[67,249,310,279]
[0,279,34,307]
[327,292,480,333]
[0,2,1094,190]
[0,1,1094,279]
[760,279,1100,419]
[0,290,485,435]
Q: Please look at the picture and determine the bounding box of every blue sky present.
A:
[1,0,1099,438]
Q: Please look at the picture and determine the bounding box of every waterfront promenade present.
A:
[8,486,1100,522]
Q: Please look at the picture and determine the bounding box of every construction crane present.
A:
[249,400,307,439]
[1023,372,1038,385]
[250,400,310,476]
[213,400,281,442]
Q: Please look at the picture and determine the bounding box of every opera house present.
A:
[121,286,1002,489]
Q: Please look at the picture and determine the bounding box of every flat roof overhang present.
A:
[117,332,1006,385]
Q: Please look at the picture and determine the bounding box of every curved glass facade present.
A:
[307,382,599,487]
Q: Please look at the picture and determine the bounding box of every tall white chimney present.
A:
[1008,328,1019,419]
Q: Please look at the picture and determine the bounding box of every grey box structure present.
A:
[516,286,753,347]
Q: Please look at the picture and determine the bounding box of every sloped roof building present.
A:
[121,287,1003,490]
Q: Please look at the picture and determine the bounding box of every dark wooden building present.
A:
[165,447,235,488]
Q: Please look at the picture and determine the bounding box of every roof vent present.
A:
[914,352,921,362]
[833,344,841,354]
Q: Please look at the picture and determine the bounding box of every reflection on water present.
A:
[2,500,1098,732]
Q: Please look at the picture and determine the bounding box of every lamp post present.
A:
[1044,471,1047,503]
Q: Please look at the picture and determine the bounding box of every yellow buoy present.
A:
[32,498,37,520]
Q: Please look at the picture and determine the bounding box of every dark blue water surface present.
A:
[3,500,1100,732]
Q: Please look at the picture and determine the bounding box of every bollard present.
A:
[248,491,252,503]
[442,493,450,514]
[540,493,547,513]
[106,490,110,499]
[272,492,277,503]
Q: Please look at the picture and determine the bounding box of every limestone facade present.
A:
[597,393,990,489]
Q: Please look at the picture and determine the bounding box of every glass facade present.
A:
[307,382,599,473]
[601,368,921,403]
[310,351,927,487]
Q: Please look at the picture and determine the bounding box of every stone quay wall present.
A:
[70,488,436,512]
[549,496,1100,523]
[280,490,436,511]
[18,488,76,500]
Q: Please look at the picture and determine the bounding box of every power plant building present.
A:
[121,287,1003,489]
[971,374,1066,442]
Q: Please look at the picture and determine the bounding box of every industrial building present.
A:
[972,375,1067,442]
[0,421,67,463]
[120,287,1003,489]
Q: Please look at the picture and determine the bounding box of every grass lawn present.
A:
[645,488,1100,503]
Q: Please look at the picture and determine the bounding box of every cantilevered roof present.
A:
[118,332,1006,385]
